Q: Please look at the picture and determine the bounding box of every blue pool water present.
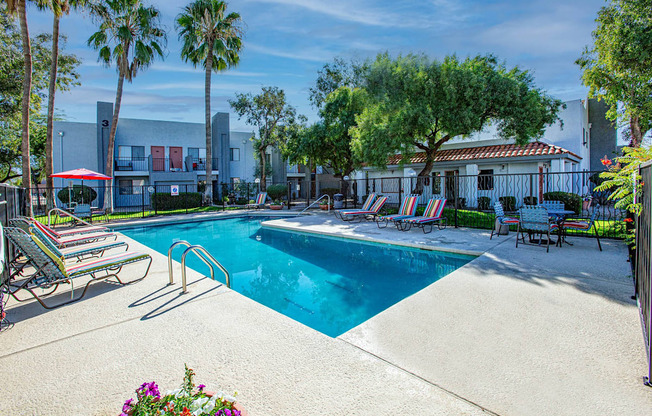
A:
[120,216,474,337]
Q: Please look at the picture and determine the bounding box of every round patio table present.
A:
[546,209,576,246]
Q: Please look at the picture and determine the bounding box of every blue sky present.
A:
[25,0,605,132]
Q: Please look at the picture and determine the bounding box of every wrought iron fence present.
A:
[636,162,652,386]
[0,184,25,287]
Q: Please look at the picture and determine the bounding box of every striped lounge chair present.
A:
[10,218,117,248]
[334,193,376,220]
[246,192,268,209]
[561,204,602,251]
[376,194,420,229]
[338,196,388,222]
[4,227,151,309]
[515,206,559,253]
[398,198,447,234]
[490,202,520,240]
[28,216,109,236]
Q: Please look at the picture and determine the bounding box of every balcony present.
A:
[191,158,219,172]
[115,157,148,172]
[114,156,219,174]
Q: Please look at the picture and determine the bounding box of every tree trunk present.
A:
[630,115,643,148]
[103,73,125,212]
[45,14,60,211]
[18,0,32,216]
[259,147,267,192]
[204,44,214,204]
[412,157,434,194]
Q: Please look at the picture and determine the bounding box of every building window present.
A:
[188,147,206,160]
[132,146,145,160]
[118,179,145,195]
[230,148,240,161]
[478,169,494,191]
[432,174,442,194]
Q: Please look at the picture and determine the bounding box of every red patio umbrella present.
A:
[51,168,112,205]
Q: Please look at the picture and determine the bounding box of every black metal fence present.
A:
[0,184,25,287]
[636,162,652,386]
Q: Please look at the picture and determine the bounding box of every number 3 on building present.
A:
[101,120,109,127]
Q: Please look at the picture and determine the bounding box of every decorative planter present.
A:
[319,204,331,210]
[269,204,283,210]
[582,200,591,212]
[126,392,247,416]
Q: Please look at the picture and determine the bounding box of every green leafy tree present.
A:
[308,57,366,109]
[229,86,302,191]
[351,53,562,193]
[577,0,652,147]
[176,0,243,203]
[88,0,167,211]
[288,86,366,180]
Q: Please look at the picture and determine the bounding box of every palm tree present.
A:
[88,0,166,211]
[41,0,88,210]
[176,0,243,203]
[5,0,33,215]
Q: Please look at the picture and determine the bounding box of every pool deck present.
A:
[1,210,651,415]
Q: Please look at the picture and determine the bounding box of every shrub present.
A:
[523,196,538,205]
[266,184,288,201]
[543,191,582,215]
[452,197,466,209]
[320,187,340,199]
[499,196,516,211]
[57,185,97,205]
[152,192,202,210]
[477,196,491,211]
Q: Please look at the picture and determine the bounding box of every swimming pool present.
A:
[120,216,474,337]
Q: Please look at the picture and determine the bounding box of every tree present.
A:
[577,0,652,147]
[0,12,80,183]
[308,57,366,109]
[351,53,562,193]
[176,0,243,203]
[288,86,366,180]
[88,0,166,211]
[229,86,300,191]
[40,0,88,209]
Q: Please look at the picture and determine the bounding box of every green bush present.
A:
[499,196,516,211]
[452,197,466,209]
[266,184,288,201]
[152,192,202,210]
[320,187,340,199]
[477,196,491,211]
[57,185,97,205]
[543,191,582,215]
[523,196,538,206]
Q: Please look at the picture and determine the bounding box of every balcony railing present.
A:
[115,157,148,171]
[191,158,219,171]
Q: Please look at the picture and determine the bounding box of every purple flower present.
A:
[197,384,206,391]
[122,398,134,413]
[233,410,241,416]
[137,382,161,399]
[225,410,232,416]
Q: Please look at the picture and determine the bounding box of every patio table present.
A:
[546,209,576,246]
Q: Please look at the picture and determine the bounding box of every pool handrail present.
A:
[180,245,231,293]
[47,207,95,228]
[168,240,192,285]
[300,194,331,214]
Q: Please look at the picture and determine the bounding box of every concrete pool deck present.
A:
[1,211,651,415]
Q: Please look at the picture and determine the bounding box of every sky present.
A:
[24,0,606,133]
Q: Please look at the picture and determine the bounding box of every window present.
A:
[132,146,145,160]
[431,174,442,194]
[230,148,240,161]
[118,146,131,159]
[118,179,145,195]
[478,169,494,191]
[188,147,206,160]
[119,179,132,195]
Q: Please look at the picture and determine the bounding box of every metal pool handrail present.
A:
[167,240,231,292]
[300,194,331,214]
[47,207,94,228]
[168,240,191,285]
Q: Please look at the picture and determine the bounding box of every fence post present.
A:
[154,185,158,216]
[397,177,402,211]
[184,185,188,214]
[454,174,459,228]
[142,186,145,218]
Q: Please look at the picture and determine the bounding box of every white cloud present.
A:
[246,43,333,62]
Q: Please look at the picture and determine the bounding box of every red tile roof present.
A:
[386,142,580,165]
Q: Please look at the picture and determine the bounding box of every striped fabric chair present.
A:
[398,198,447,234]
[10,218,116,248]
[562,204,602,251]
[515,206,559,253]
[26,216,109,237]
[338,196,388,222]
[490,202,520,240]
[246,192,268,209]
[4,227,151,309]
[334,193,376,220]
[27,223,128,261]
[376,194,420,229]
[541,200,565,211]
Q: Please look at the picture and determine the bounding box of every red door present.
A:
[170,147,183,170]
[151,146,165,171]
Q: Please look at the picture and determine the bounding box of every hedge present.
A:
[478,196,491,211]
[523,196,538,206]
[152,192,202,210]
[543,191,582,215]
[267,184,288,201]
[57,185,97,205]
[499,196,516,211]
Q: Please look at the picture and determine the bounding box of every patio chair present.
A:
[561,204,602,251]
[541,200,565,211]
[4,227,151,309]
[74,204,92,220]
[490,201,520,240]
[21,216,108,237]
[246,192,268,209]
[338,196,388,222]
[376,194,420,229]
[334,193,376,220]
[9,218,117,249]
[515,206,559,253]
[398,198,447,234]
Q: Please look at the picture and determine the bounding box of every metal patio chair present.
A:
[490,201,520,240]
[515,206,560,253]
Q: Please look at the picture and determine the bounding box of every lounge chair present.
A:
[561,204,602,251]
[4,227,151,309]
[490,201,520,240]
[515,206,559,253]
[246,192,268,209]
[376,194,420,229]
[338,196,388,222]
[22,216,109,237]
[398,198,447,234]
[9,218,117,248]
[334,193,376,220]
